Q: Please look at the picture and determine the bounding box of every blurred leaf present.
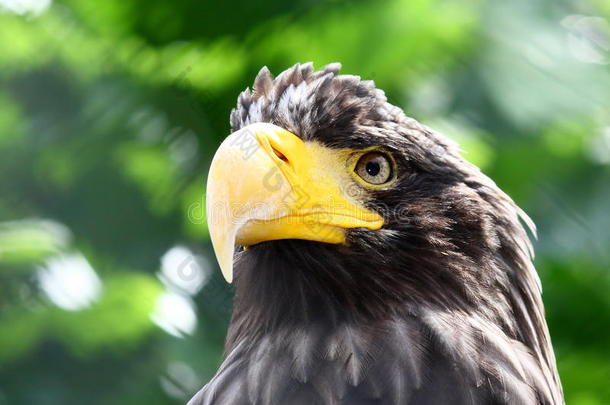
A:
[0,220,70,266]
[181,181,208,241]
[51,273,163,355]
[115,142,179,214]
[557,350,610,404]
[0,308,46,364]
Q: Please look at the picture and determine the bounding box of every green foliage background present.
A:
[1,0,609,403]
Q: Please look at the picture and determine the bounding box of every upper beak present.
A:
[205,123,384,282]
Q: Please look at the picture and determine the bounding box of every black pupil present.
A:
[366,160,381,177]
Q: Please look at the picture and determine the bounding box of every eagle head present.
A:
[196,63,563,405]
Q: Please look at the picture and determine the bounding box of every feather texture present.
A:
[189,312,556,404]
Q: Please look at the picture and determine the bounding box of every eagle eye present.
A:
[354,152,394,185]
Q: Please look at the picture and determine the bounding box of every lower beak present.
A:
[206,123,383,282]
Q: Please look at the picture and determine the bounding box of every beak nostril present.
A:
[272,146,289,163]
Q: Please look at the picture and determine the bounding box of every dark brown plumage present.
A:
[189,63,564,404]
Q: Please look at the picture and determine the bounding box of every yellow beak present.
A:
[206,123,384,282]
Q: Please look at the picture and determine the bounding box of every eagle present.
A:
[189,63,564,404]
